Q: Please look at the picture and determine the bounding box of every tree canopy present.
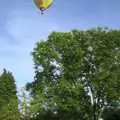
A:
[0,69,19,120]
[26,28,120,120]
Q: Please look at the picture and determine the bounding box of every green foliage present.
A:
[19,87,31,120]
[27,28,120,120]
[0,69,19,120]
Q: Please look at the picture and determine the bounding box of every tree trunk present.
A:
[92,103,100,120]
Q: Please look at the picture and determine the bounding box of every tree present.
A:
[27,28,120,120]
[19,87,32,120]
[0,69,19,120]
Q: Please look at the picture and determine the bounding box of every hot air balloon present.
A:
[33,0,54,14]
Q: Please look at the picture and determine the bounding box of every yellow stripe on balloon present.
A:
[43,0,53,10]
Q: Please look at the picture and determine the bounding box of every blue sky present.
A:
[0,0,120,88]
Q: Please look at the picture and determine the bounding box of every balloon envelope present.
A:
[34,0,54,13]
